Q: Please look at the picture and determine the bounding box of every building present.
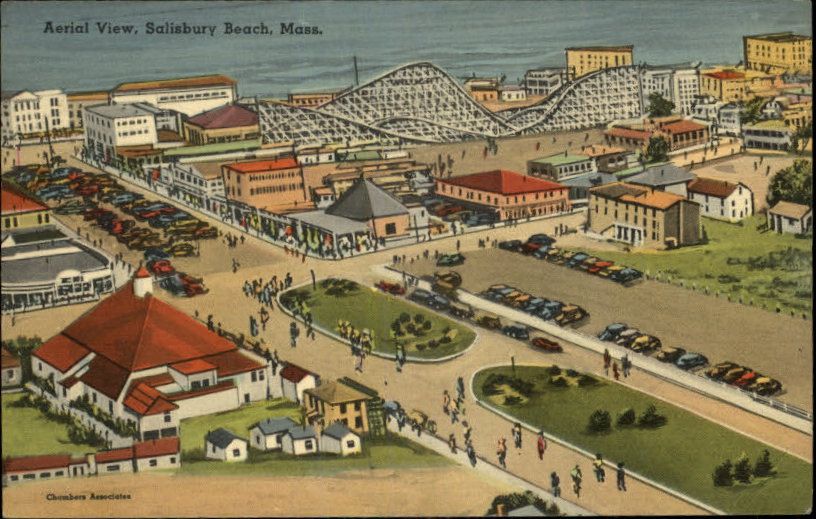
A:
[336,377,386,437]
[1,89,70,142]
[319,160,433,199]
[767,201,812,234]
[717,103,744,135]
[605,117,709,152]
[287,88,349,107]
[2,454,91,486]
[205,428,247,462]
[691,95,725,122]
[499,85,527,102]
[304,380,370,434]
[560,172,618,204]
[280,363,318,403]
[131,102,185,135]
[249,417,298,451]
[320,422,362,456]
[83,103,157,164]
[281,425,318,456]
[523,68,566,97]
[565,45,634,80]
[744,32,812,75]
[182,104,259,145]
[435,170,570,221]
[464,78,501,102]
[66,91,108,130]
[221,157,309,213]
[161,161,226,211]
[687,177,754,222]
[110,74,237,117]
[588,182,701,247]
[527,153,596,181]
[658,119,710,151]
[743,119,791,151]
[603,126,652,150]
[2,183,52,231]
[1,226,114,314]
[626,164,696,197]
[700,69,775,102]
[2,346,22,388]
[579,145,631,173]
[30,271,270,441]
[325,179,411,240]
[640,63,701,116]
[95,446,136,475]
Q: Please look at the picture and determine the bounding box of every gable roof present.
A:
[304,381,369,404]
[286,425,316,440]
[661,120,706,134]
[222,157,299,174]
[626,165,695,187]
[32,335,90,373]
[322,422,357,440]
[1,184,48,215]
[2,346,21,369]
[326,179,409,220]
[439,170,564,196]
[114,74,236,93]
[2,454,77,473]
[590,182,686,210]
[206,428,244,449]
[78,355,131,400]
[123,382,179,416]
[280,363,314,383]
[133,437,180,459]
[252,417,298,435]
[186,104,258,130]
[688,177,743,198]
[171,358,216,375]
[95,447,133,464]
[769,200,812,219]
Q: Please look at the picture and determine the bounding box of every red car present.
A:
[147,259,176,277]
[521,242,546,255]
[531,337,563,353]
[588,261,613,274]
[733,371,759,387]
[75,184,100,197]
[83,208,106,221]
[375,280,406,295]
[109,219,136,235]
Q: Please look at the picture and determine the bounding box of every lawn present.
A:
[1,393,89,457]
[280,278,476,359]
[578,215,812,313]
[473,366,812,515]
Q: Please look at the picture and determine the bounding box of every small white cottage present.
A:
[281,425,318,456]
[320,422,362,456]
[249,417,298,451]
[205,428,247,462]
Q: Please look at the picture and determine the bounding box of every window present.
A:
[339,403,347,414]
[23,474,35,480]
[354,402,361,411]
[251,371,257,382]
[304,439,314,450]
[170,457,176,464]
[385,222,397,235]
[164,412,172,423]
[55,471,64,476]
[259,371,265,381]
[354,416,363,428]
[346,440,356,448]
[232,448,241,457]
[40,472,51,478]
[106,465,120,472]
[108,401,113,413]
[149,459,158,467]
[10,475,18,481]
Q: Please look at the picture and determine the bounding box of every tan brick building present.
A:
[744,32,812,75]
[304,381,370,434]
[221,157,309,212]
[565,45,633,80]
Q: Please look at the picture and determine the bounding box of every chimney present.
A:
[496,504,506,516]
[133,262,153,298]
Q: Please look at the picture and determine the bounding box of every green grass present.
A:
[282,279,476,359]
[474,366,812,515]
[1,393,89,457]
[579,215,812,313]
[163,138,261,157]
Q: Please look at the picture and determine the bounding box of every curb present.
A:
[469,363,726,516]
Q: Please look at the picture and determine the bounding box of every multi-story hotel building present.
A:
[744,32,812,75]
[83,103,157,163]
[221,157,309,212]
[565,45,634,80]
[110,75,237,117]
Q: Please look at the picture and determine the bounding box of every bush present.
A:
[718,274,741,284]
[422,320,432,330]
[427,339,438,349]
[577,374,598,387]
[508,378,535,397]
[638,405,667,429]
[712,459,734,487]
[566,369,579,377]
[548,365,562,376]
[486,491,559,517]
[549,376,569,388]
[439,335,452,344]
[753,449,775,477]
[617,408,636,427]
[405,323,416,335]
[587,409,612,433]
[413,313,425,324]
[415,342,427,351]
[503,395,522,405]
[399,312,411,324]
[733,453,752,484]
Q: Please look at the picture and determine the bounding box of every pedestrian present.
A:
[603,348,611,376]
[512,422,522,449]
[450,402,459,424]
[462,421,472,444]
[570,464,583,497]
[593,453,606,482]
[466,441,477,467]
[289,321,299,348]
[612,361,620,381]
[355,350,364,372]
[442,390,451,415]
[207,314,214,331]
[550,472,561,498]
[497,438,507,469]
[536,430,547,460]
[456,376,465,402]
[616,462,627,491]
[622,354,631,378]
[448,433,457,454]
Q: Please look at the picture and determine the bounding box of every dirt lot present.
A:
[1,468,513,518]
[404,248,813,410]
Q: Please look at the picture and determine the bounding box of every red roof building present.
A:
[3,454,78,473]
[281,363,315,383]
[1,184,48,216]
[183,104,260,146]
[221,156,307,212]
[435,170,570,221]
[222,157,300,175]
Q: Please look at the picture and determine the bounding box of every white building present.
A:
[523,68,566,97]
[205,428,247,462]
[281,425,318,456]
[767,201,812,234]
[249,417,298,451]
[320,422,362,456]
[110,75,237,117]
[158,161,226,211]
[717,103,744,136]
[280,363,318,404]
[640,63,701,116]
[687,177,754,222]
[1,89,70,142]
[499,85,527,102]
[83,103,158,163]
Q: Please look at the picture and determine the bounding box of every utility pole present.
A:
[44,116,55,164]
[353,56,359,87]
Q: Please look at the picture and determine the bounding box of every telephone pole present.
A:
[353,56,359,87]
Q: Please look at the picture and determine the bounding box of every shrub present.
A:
[753,449,775,477]
[587,409,611,433]
[733,452,752,484]
[399,312,411,323]
[566,369,579,377]
[508,378,535,396]
[717,274,741,284]
[712,459,734,487]
[415,342,427,351]
[503,395,522,406]
[486,491,559,517]
[549,376,569,388]
[405,323,416,335]
[577,374,598,387]
[439,335,452,344]
[422,320,432,330]
[548,365,562,376]
[427,339,438,349]
[413,313,425,324]
[638,405,667,428]
[617,408,636,427]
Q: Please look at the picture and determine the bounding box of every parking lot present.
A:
[404,247,813,410]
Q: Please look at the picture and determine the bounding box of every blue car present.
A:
[409,289,433,305]
[522,297,548,314]
[598,323,628,342]
[427,294,450,311]
[566,253,589,268]
[50,167,78,179]
[502,324,529,340]
[675,353,709,371]
[527,234,556,246]
[111,193,141,205]
[537,301,564,320]
[531,245,551,259]
[148,215,178,228]
[144,247,171,262]
[36,186,73,200]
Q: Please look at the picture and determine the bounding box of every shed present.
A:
[205,428,247,462]
[281,425,318,456]
[320,422,362,456]
[249,417,298,451]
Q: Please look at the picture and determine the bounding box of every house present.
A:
[588,182,701,247]
[280,363,318,403]
[625,164,696,197]
[527,153,596,182]
[743,120,792,151]
[95,446,136,475]
[30,270,270,442]
[320,422,362,456]
[2,183,52,231]
[579,145,631,173]
[499,85,527,102]
[767,201,812,234]
[325,179,411,241]
[687,178,754,222]
[659,119,710,151]
[205,428,247,462]
[132,437,181,472]
[2,454,90,486]
[249,417,298,451]
[281,425,318,456]
[1,345,22,388]
[435,170,570,221]
[182,104,259,145]
[304,380,370,434]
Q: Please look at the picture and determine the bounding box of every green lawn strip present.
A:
[283,280,476,359]
[577,215,812,313]
[1,394,89,457]
[473,366,812,515]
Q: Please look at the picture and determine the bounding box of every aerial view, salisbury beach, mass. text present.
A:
[1,1,812,517]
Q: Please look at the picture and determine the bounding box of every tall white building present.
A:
[523,68,567,97]
[640,63,700,116]
[83,104,157,162]
[1,89,69,142]
[110,75,237,117]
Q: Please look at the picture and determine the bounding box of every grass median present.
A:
[473,365,812,515]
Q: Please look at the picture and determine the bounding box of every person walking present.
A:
[536,430,547,460]
[442,390,451,416]
[466,440,477,467]
[622,354,631,378]
[448,433,457,454]
[512,422,522,449]
[462,421,472,444]
[497,438,507,469]
[456,376,465,402]
[570,464,583,497]
[289,321,300,348]
[355,350,365,372]
[450,400,460,424]
[550,472,561,498]
[593,453,606,482]
[612,361,620,381]
[616,462,627,491]
[603,348,611,376]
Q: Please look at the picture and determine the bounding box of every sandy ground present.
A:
[1,467,514,518]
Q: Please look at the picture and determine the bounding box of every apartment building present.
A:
[524,68,567,97]
[83,104,157,162]
[221,157,308,212]
[1,89,70,141]
[744,32,812,75]
[565,45,633,80]
[700,68,775,102]
[303,381,370,434]
[527,153,596,181]
[66,91,108,130]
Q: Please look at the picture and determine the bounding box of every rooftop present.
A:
[688,177,743,198]
[253,417,298,436]
[566,45,633,52]
[704,70,745,80]
[769,200,811,219]
[280,363,316,383]
[304,381,369,404]
[222,157,299,174]
[2,454,79,473]
[291,210,370,235]
[85,103,155,119]
[1,346,21,369]
[605,127,652,140]
[186,104,259,130]
[1,184,48,215]
[746,32,812,43]
[326,179,409,220]
[661,120,707,134]
[592,182,687,210]
[171,358,217,375]
[287,425,317,440]
[322,422,357,440]
[66,90,109,101]
[626,164,695,187]
[579,145,626,158]
[746,119,789,130]
[206,428,244,449]
[189,161,227,180]
[439,170,564,195]
[2,241,110,286]
[163,138,261,157]
[530,153,592,166]
[114,74,236,93]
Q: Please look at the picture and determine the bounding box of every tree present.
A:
[733,452,752,483]
[617,408,636,427]
[712,459,734,486]
[587,409,612,433]
[644,136,669,163]
[740,97,766,125]
[767,159,812,206]
[753,449,775,477]
[638,404,667,428]
[647,92,675,118]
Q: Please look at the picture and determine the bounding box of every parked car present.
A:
[733,371,759,387]
[437,253,465,267]
[375,280,405,295]
[531,246,552,259]
[147,259,176,277]
[163,242,196,257]
[747,377,782,396]
[705,361,740,380]
[464,213,496,227]
[674,352,708,371]
[521,241,547,255]
[426,294,450,311]
[409,289,433,305]
[109,219,136,235]
[611,268,642,284]
[566,252,589,269]
[434,204,464,217]
[111,193,142,206]
[537,301,564,320]
[56,200,93,215]
[598,323,627,342]
[522,297,548,314]
[498,240,523,252]
[722,366,750,384]
[654,346,687,364]
[448,302,474,319]
[502,324,529,340]
[473,311,502,329]
[531,337,563,352]
[614,328,642,347]
[144,247,171,262]
[588,260,614,274]
[554,304,587,326]
[579,257,600,271]
[628,334,661,353]
[527,234,556,246]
